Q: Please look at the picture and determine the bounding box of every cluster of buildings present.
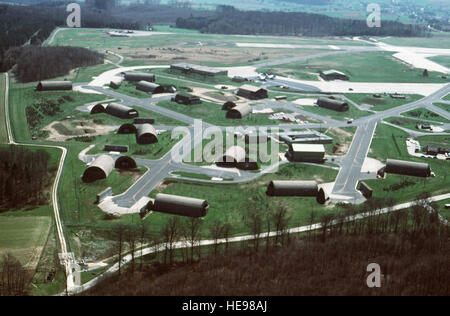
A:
[82,154,138,183]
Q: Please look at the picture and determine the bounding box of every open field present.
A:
[321,127,357,156]
[299,103,372,121]
[377,35,450,49]
[402,108,449,123]
[434,103,450,112]
[443,94,450,101]
[149,163,339,236]
[0,74,7,143]
[384,116,443,132]
[87,131,182,160]
[344,93,424,111]
[157,100,299,126]
[73,63,118,83]
[257,52,448,83]
[0,216,52,269]
[428,56,450,69]
[365,124,450,203]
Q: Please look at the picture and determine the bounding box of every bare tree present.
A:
[221,222,233,254]
[182,218,203,263]
[0,253,29,296]
[272,203,290,247]
[209,219,223,257]
[111,224,127,276]
[161,217,181,265]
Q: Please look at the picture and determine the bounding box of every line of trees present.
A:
[5,46,104,83]
[176,7,427,37]
[82,192,449,296]
[0,253,30,296]
[0,146,52,210]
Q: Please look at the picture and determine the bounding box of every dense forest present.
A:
[176,8,427,37]
[0,3,141,73]
[5,46,104,82]
[0,147,53,210]
[80,195,449,296]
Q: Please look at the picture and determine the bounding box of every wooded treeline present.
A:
[81,194,449,296]
[176,8,426,37]
[0,3,141,73]
[5,46,104,82]
[0,146,53,210]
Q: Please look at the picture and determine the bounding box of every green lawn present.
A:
[365,124,450,203]
[73,63,117,83]
[299,103,372,121]
[402,108,449,123]
[258,52,448,83]
[378,36,450,49]
[443,94,450,101]
[149,163,339,236]
[0,74,7,143]
[435,199,450,221]
[344,93,424,111]
[86,131,183,160]
[157,100,289,126]
[434,103,450,113]
[114,81,152,99]
[384,116,443,132]
[0,216,52,268]
[428,56,450,69]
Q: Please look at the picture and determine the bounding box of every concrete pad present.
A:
[293,98,317,106]
[361,157,384,174]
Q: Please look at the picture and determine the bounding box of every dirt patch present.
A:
[43,119,117,142]
[326,127,355,156]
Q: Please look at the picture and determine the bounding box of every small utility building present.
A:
[286,144,325,162]
[237,85,268,100]
[319,70,349,81]
[151,193,210,218]
[36,81,72,91]
[266,181,319,197]
[317,97,349,112]
[173,93,201,105]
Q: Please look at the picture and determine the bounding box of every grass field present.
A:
[0,216,52,269]
[434,103,450,113]
[73,63,117,83]
[299,103,372,121]
[365,124,450,203]
[443,94,450,101]
[384,116,443,132]
[402,108,449,123]
[257,52,448,83]
[86,131,183,160]
[157,100,292,126]
[378,36,450,49]
[344,93,424,111]
[149,163,339,236]
[0,74,7,143]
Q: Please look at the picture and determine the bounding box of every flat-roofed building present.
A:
[277,130,333,145]
[286,144,325,162]
[171,63,228,76]
[237,85,268,100]
[319,70,349,81]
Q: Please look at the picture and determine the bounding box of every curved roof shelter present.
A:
[36,81,72,91]
[136,124,158,144]
[115,156,137,170]
[217,146,246,167]
[385,159,431,178]
[124,72,155,82]
[136,81,164,94]
[316,188,330,205]
[317,97,349,112]
[266,180,319,197]
[151,193,210,218]
[117,123,137,134]
[91,103,107,114]
[226,104,252,119]
[106,103,139,119]
[222,101,237,111]
[82,155,115,183]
